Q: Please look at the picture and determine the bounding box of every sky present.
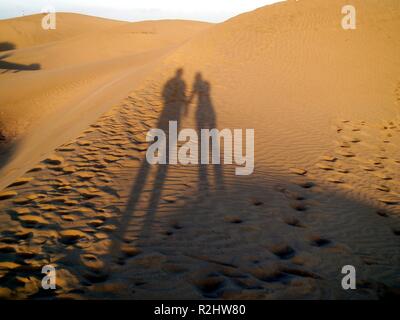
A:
[0,0,284,22]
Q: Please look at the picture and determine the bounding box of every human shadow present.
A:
[111,68,188,260]
[191,72,224,193]
[112,69,226,262]
[0,42,41,73]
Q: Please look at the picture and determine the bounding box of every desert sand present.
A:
[0,0,399,299]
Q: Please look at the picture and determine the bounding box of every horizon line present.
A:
[0,1,285,23]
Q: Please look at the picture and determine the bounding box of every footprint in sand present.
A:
[375,185,390,192]
[297,181,315,189]
[339,141,352,148]
[350,137,361,143]
[7,177,33,188]
[0,190,18,201]
[316,163,335,171]
[374,172,392,181]
[376,209,389,217]
[268,244,296,260]
[290,201,307,212]
[321,156,337,162]
[283,217,305,228]
[224,215,244,224]
[336,167,350,174]
[193,275,226,298]
[44,155,64,165]
[309,235,331,247]
[289,168,307,176]
[337,150,356,158]
[360,165,376,172]
[327,177,345,184]
[378,197,399,205]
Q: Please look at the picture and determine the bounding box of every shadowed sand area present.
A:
[0,0,400,299]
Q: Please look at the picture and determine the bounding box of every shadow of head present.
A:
[195,71,202,81]
[26,63,41,70]
[176,67,184,78]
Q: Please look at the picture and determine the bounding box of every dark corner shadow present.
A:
[0,42,41,73]
[0,136,19,180]
[110,68,224,262]
[103,163,400,299]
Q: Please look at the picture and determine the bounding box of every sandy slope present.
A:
[0,14,210,189]
[0,13,127,49]
[0,0,400,299]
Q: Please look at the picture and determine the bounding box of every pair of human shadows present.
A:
[111,69,224,261]
[0,42,41,73]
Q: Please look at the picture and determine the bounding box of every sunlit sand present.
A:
[0,0,399,299]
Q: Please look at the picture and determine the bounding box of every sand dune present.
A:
[0,14,210,189]
[0,13,126,49]
[0,0,400,299]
